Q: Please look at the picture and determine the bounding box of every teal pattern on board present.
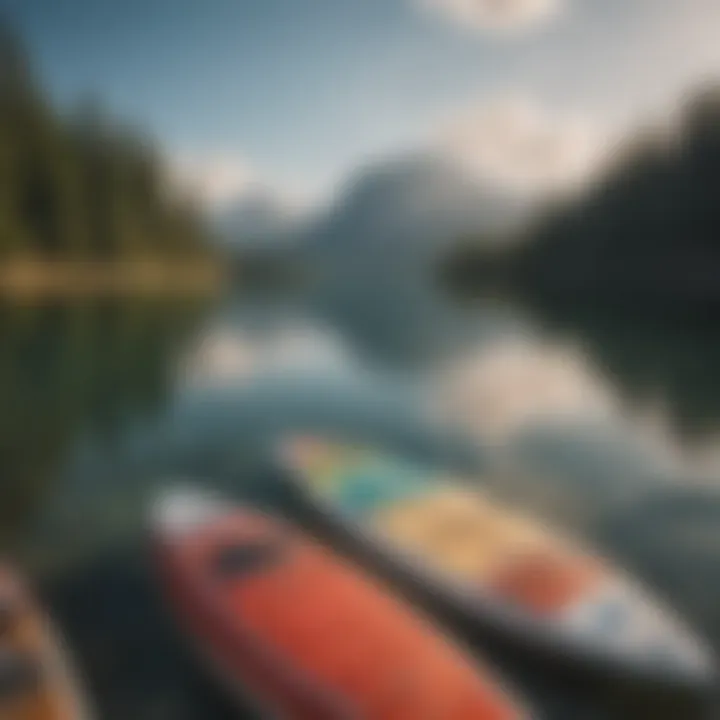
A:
[329,457,436,517]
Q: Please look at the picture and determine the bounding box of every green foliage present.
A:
[515,89,720,302]
[445,87,720,306]
[0,296,211,546]
[0,24,211,259]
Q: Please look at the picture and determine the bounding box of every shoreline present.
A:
[0,258,225,298]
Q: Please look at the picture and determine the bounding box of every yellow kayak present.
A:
[0,566,91,720]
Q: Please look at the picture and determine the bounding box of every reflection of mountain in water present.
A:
[304,154,533,367]
[440,88,720,442]
[0,298,210,548]
[525,306,720,442]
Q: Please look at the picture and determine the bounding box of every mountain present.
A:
[298,153,541,364]
[308,153,536,265]
[218,152,541,262]
[213,188,306,249]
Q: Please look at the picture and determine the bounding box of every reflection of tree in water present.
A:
[525,305,720,442]
[47,549,238,720]
[521,301,720,655]
[0,298,210,546]
[444,88,720,441]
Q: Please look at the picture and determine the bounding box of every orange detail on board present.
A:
[488,551,603,616]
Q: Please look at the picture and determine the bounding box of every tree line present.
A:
[445,88,720,309]
[0,24,211,260]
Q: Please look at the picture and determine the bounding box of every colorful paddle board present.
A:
[278,437,716,691]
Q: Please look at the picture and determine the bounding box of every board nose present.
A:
[152,485,229,538]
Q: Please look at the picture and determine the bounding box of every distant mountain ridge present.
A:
[308,153,535,257]
[213,189,306,249]
[217,152,540,262]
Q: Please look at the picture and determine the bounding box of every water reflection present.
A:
[182,319,358,391]
[0,298,211,551]
[0,285,718,719]
[525,304,720,446]
[429,336,620,443]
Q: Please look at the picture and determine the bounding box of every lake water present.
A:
[3,276,720,719]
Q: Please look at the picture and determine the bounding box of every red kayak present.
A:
[152,488,532,719]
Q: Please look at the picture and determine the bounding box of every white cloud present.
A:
[416,0,564,33]
[169,153,259,208]
[437,96,608,196]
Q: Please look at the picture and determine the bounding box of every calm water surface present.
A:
[2,282,720,719]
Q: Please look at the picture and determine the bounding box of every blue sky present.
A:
[7,0,720,205]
